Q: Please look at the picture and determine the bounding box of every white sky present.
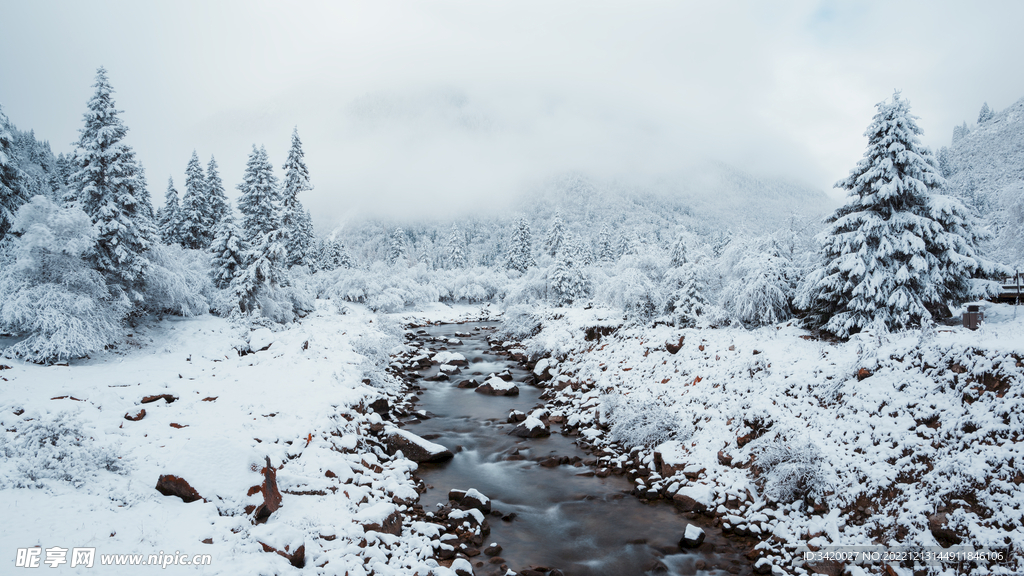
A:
[2,1,1023,227]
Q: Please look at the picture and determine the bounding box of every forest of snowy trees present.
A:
[0,70,1017,362]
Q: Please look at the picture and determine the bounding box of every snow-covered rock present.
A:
[248,327,275,351]
[385,428,454,463]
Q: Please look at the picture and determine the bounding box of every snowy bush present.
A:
[351,326,401,391]
[330,262,440,313]
[719,236,797,327]
[143,244,210,317]
[503,266,550,307]
[753,432,834,505]
[496,305,543,341]
[601,391,689,448]
[0,410,127,489]
[0,196,126,362]
[597,267,662,325]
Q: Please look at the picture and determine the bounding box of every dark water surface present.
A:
[404,322,749,576]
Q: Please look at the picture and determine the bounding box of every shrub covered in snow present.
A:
[143,244,211,317]
[753,432,835,505]
[496,305,543,341]
[0,196,126,362]
[597,267,662,325]
[0,410,127,489]
[601,391,690,448]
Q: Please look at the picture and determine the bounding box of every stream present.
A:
[399,322,752,576]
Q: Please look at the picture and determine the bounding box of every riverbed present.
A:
[399,322,752,576]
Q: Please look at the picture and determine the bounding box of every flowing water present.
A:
[402,322,751,576]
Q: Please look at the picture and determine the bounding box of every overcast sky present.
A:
[2,1,1023,228]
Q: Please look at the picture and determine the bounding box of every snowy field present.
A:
[0,301,487,575]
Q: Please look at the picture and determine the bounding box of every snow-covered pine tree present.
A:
[669,232,688,267]
[544,212,566,257]
[550,244,589,306]
[0,105,27,241]
[292,208,315,266]
[179,151,212,249]
[597,223,615,263]
[567,233,592,266]
[209,218,247,290]
[978,102,994,124]
[800,92,1000,337]
[73,67,157,303]
[617,232,636,257]
[505,218,535,272]
[156,177,182,245]
[236,145,281,244]
[230,228,290,319]
[447,223,467,268]
[386,227,407,265]
[317,237,352,271]
[206,155,229,229]
[55,153,76,189]
[281,128,313,266]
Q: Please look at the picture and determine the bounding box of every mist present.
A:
[3,1,1024,227]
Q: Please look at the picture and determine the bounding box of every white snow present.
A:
[248,327,275,351]
[483,375,516,391]
[431,351,466,365]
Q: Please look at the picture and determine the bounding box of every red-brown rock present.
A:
[155,475,203,503]
[125,409,146,421]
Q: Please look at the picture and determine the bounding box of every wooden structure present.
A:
[995,271,1023,304]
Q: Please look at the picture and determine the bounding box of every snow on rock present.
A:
[509,416,550,438]
[431,351,466,365]
[475,375,520,396]
[385,428,454,463]
[248,327,275,351]
[680,523,706,548]
[451,557,474,576]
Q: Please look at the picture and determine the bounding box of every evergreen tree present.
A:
[447,223,467,268]
[951,122,969,144]
[73,67,157,303]
[978,102,994,124]
[387,227,407,265]
[669,232,688,267]
[316,237,352,271]
[0,105,27,241]
[567,233,592,266]
[55,153,76,189]
[179,151,212,249]
[800,92,999,337]
[617,232,636,257]
[666,264,709,328]
[544,211,566,256]
[156,176,182,245]
[281,128,313,266]
[236,145,280,244]
[597,223,615,263]
[230,228,289,317]
[209,219,247,290]
[505,218,535,272]
[550,243,589,306]
[206,155,229,229]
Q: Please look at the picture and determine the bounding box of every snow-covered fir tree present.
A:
[544,211,566,256]
[0,105,27,241]
[179,151,212,249]
[205,155,229,230]
[978,102,994,124]
[236,145,281,244]
[505,217,535,272]
[800,92,1001,337]
[566,233,592,266]
[386,227,407,265]
[597,223,615,263]
[665,263,709,328]
[617,231,637,257]
[0,196,124,362]
[447,223,467,268]
[73,67,157,303]
[670,232,688,267]
[281,128,314,266]
[156,177,182,245]
[230,228,290,319]
[550,244,589,306]
[209,218,247,290]
[316,237,352,272]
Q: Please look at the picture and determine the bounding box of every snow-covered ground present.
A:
[0,301,485,575]
[518,303,1024,575]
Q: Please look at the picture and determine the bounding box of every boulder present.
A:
[666,336,685,354]
[356,503,403,536]
[928,512,962,546]
[155,474,204,503]
[385,429,454,463]
[509,416,550,438]
[431,351,467,366]
[484,543,502,557]
[249,328,275,352]
[475,376,519,397]
[451,558,474,576]
[496,369,514,381]
[507,410,527,423]
[449,488,491,514]
[680,524,706,548]
[125,409,146,421]
[141,394,177,404]
[456,379,479,389]
[439,364,461,375]
[672,484,713,513]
